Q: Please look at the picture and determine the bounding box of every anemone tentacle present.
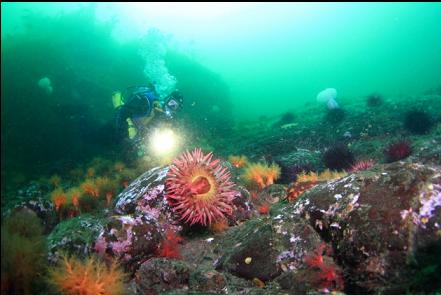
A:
[165,148,238,226]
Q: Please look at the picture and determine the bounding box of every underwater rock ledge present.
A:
[111,161,440,294]
[5,161,439,294]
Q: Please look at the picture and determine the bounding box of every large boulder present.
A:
[227,185,256,224]
[1,181,56,233]
[189,269,227,293]
[134,258,191,295]
[213,212,334,293]
[212,161,440,294]
[116,161,440,294]
[214,219,281,281]
[274,148,323,184]
[114,166,169,215]
[5,197,56,234]
[277,161,441,294]
[93,214,163,272]
[47,214,105,264]
[115,165,253,227]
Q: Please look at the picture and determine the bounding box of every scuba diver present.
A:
[112,86,183,159]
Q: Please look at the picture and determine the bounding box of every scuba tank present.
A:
[113,91,137,139]
[112,91,123,109]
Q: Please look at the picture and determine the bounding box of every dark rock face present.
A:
[189,269,227,293]
[228,185,256,224]
[134,258,191,295]
[113,166,184,235]
[211,161,440,294]
[257,184,287,205]
[2,181,56,233]
[114,166,169,215]
[277,162,441,294]
[94,214,162,272]
[413,137,441,166]
[274,149,322,184]
[114,165,252,227]
[214,219,282,281]
[46,162,439,294]
[6,197,56,234]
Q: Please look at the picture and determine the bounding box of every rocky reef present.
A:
[2,93,440,295]
[8,159,437,294]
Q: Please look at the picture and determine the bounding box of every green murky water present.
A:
[2,3,441,295]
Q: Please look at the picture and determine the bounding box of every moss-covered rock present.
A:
[189,269,227,293]
[215,219,281,281]
[274,148,323,184]
[94,214,162,272]
[278,161,441,294]
[134,258,191,295]
[47,214,105,263]
[2,181,56,233]
[256,184,288,206]
[228,185,256,224]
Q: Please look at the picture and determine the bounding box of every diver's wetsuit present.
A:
[113,87,183,162]
[114,86,158,141]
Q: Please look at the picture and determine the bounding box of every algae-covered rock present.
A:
[177,237,272,294]
[212,202,341,293]
[94,214,162,272]
[115,165,253,227]
[278,161,441,294]
[274,148,323,184]
[228,185,255,224]
[47,214,105,263]
[2,181,56,233]
[134,258,191,295]
[189,269,227,293]
[215,219,282,281]
[413,136,441,165]
[257,184,288,205]
[43,160,438,295]
[5,197,56,234]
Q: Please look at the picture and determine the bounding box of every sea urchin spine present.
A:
[350,159,376,172]
[165,148,237,226]
[385,140,412,162]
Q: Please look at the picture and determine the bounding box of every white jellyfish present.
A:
[317,88,339,110]
[37,77,53,94]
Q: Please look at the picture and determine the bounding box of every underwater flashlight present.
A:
[150,128,178,156]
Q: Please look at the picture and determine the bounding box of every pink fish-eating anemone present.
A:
[165,148,237,226]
